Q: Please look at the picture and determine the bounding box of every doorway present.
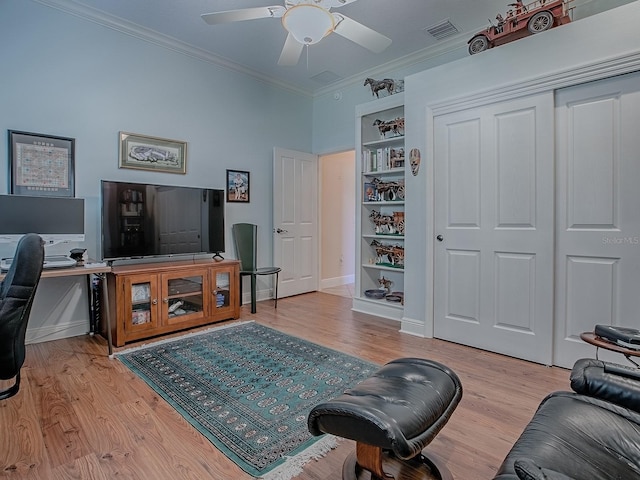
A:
[319,151,356,298]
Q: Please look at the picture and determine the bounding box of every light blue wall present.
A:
[309,0,637,155]
[0,0,312,262]
[311,49,466,155]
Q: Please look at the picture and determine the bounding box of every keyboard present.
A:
[1,255,77,271]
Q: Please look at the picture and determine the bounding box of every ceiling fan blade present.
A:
[333,14,392,53]
[201,6,285,25]
[278,33,304,66]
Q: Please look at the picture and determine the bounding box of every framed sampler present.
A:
[9,130,75,197]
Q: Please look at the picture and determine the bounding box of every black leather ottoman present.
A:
[308,357,463,480]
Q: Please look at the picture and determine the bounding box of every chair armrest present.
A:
[514,459,576,480]
[570,358,640,412]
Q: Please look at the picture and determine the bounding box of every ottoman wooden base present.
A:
[343,444,453,480]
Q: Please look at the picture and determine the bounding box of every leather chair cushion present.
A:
[494,391,640,480]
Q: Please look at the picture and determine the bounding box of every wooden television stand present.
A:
[106,258,240,347]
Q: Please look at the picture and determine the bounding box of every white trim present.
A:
[25,320,88,345]
[319,275,354,290]
[352,297,402,322]
[33,0,311,96]
[240,288,278,306]
[431,51,640,116]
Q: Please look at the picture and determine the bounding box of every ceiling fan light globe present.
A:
[282,4,335,45]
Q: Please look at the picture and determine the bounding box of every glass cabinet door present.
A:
[162,269,208,325]
[210,265,238,319]
[123,274,159,334]
[214,271,231,309]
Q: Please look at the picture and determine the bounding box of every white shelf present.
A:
[363,234,405,240]
[362,264,404,272]
[355,94,405,322]
[363,136,405,148]
[362,201,404,206]
[352,297,404,321]
[363,168,404,176]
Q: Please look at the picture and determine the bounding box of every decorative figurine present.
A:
[378,276,393,293]
[467,0,571,55]
[364,78,404,98]
[409,148,421,176]
[373,117,405,138]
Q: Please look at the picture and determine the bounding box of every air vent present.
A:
[310,70,342,85]
[423,19,459,40]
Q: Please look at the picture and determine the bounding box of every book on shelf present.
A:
[362,147,405,173]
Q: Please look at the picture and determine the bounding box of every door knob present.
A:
[275,228,288,234]
[436,235,444,242]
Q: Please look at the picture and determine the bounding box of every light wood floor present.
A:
[0,292,572,480]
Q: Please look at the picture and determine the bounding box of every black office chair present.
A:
[232,223,281,314]
[0,233,44,400]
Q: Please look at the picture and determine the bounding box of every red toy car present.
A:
[468,0,572,55]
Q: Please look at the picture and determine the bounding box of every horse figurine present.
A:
[364,78,395,98]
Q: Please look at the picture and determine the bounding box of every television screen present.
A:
[101,181,225,261]
[0,195,84,244]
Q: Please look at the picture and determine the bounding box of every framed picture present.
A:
[119,131,187,174]
[9,130,75,197]
[226,169,250,203]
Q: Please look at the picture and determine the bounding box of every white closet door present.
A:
[554,72,640,368]
[433,93,555,365]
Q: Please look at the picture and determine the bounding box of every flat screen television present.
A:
[0,194,85,245]
[101,180,225,261]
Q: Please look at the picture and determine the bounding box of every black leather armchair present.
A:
[494,358,640,480]
[0,233,44,400]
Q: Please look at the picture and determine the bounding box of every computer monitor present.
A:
[0,194,85,245]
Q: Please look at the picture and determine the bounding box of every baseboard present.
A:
[26,320,88,345]
[319,275,355,290]
[352,297,402,322]
[241,288,275,306]
[400,317,429,338]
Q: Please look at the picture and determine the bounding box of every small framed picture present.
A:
[9,130,75,197]
[226,169,250,203]
[119,131,187,174]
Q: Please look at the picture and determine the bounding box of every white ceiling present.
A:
[38,0,622,95]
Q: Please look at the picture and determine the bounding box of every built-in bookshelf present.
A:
[353,93,405,321]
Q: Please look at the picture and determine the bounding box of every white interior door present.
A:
[273,147,318,298]
[554,72,640,368]
[433,93,555,365]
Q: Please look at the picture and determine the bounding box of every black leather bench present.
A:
[308,357,462,480]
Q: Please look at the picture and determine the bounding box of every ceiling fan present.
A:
[201,0,392,66]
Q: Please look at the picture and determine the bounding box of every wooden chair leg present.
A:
[238,275,243,307]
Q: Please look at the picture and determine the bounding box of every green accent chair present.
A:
[232,223,281,314]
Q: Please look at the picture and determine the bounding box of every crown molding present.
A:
[33,0,313,97]
[312,33,471,98]
[33,0,482,100]
[430,50,640,117]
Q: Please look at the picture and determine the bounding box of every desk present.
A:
[580,332,640,367]
[1,264,114,357]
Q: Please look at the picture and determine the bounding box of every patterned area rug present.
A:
[117,321,377,479]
